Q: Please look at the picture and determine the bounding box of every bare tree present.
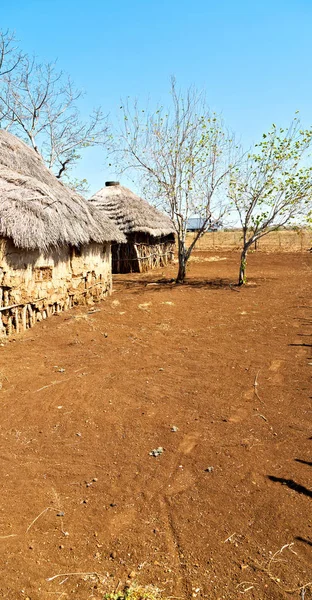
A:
[109,78,237,282]
[0,48,108,190]
[0,30,23,78]
[229,118,312,285]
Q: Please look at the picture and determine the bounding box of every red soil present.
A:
[0,250,311,599]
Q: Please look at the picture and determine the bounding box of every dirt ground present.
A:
[0,251,311,600]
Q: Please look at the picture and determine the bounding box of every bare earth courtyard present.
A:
[0,251,311,600]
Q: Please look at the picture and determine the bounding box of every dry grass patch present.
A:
[104,583,166,600]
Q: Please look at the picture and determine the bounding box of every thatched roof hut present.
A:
[0,131,125,336]
[0,130,125,251]
[89,182,175,273]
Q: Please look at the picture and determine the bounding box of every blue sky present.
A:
[2,0,312,195]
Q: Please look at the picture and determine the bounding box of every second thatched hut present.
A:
[89,182,175,273]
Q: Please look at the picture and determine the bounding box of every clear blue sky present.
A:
[2,0,312,195]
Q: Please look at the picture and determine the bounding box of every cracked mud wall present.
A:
[0,239,112,336]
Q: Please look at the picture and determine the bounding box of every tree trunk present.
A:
[238,246,248,286]
[176,238,187,283]
[177,256,186,282]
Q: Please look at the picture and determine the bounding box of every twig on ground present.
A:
[251,542,312,595]
[285,582,312,594]
[35,378,71,393]
[267,543,297,573]
[253,412,268,422]
[46,572,105,582]
[236,582,256,594]
[223,532,236,543]
[0,534,17,539]
[236,581,256,588]
[252,558,286,589]
[253,370,262,402]
[26,506,62,533]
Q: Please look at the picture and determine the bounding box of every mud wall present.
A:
[0,239,112,336]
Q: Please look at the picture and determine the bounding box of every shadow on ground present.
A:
[295,459,312,467]
[296,536,312,547]
[114,277,244,293]
[268,475,312,498]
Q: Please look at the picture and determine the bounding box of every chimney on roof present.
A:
[105,181,120,187]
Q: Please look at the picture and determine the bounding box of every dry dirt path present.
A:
[0,251,311,599]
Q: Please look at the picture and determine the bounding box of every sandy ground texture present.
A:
[0,251,311,600]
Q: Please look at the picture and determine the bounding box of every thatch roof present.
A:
[0,130,126,251]
[89,182,175,238]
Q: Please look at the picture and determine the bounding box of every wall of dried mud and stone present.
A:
[0,239,112,336]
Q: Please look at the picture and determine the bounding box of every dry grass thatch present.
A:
[0,130,126,251]
[89,183,175,238]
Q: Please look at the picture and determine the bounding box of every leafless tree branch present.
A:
[109,78,239,281]
[0,38,108,190]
